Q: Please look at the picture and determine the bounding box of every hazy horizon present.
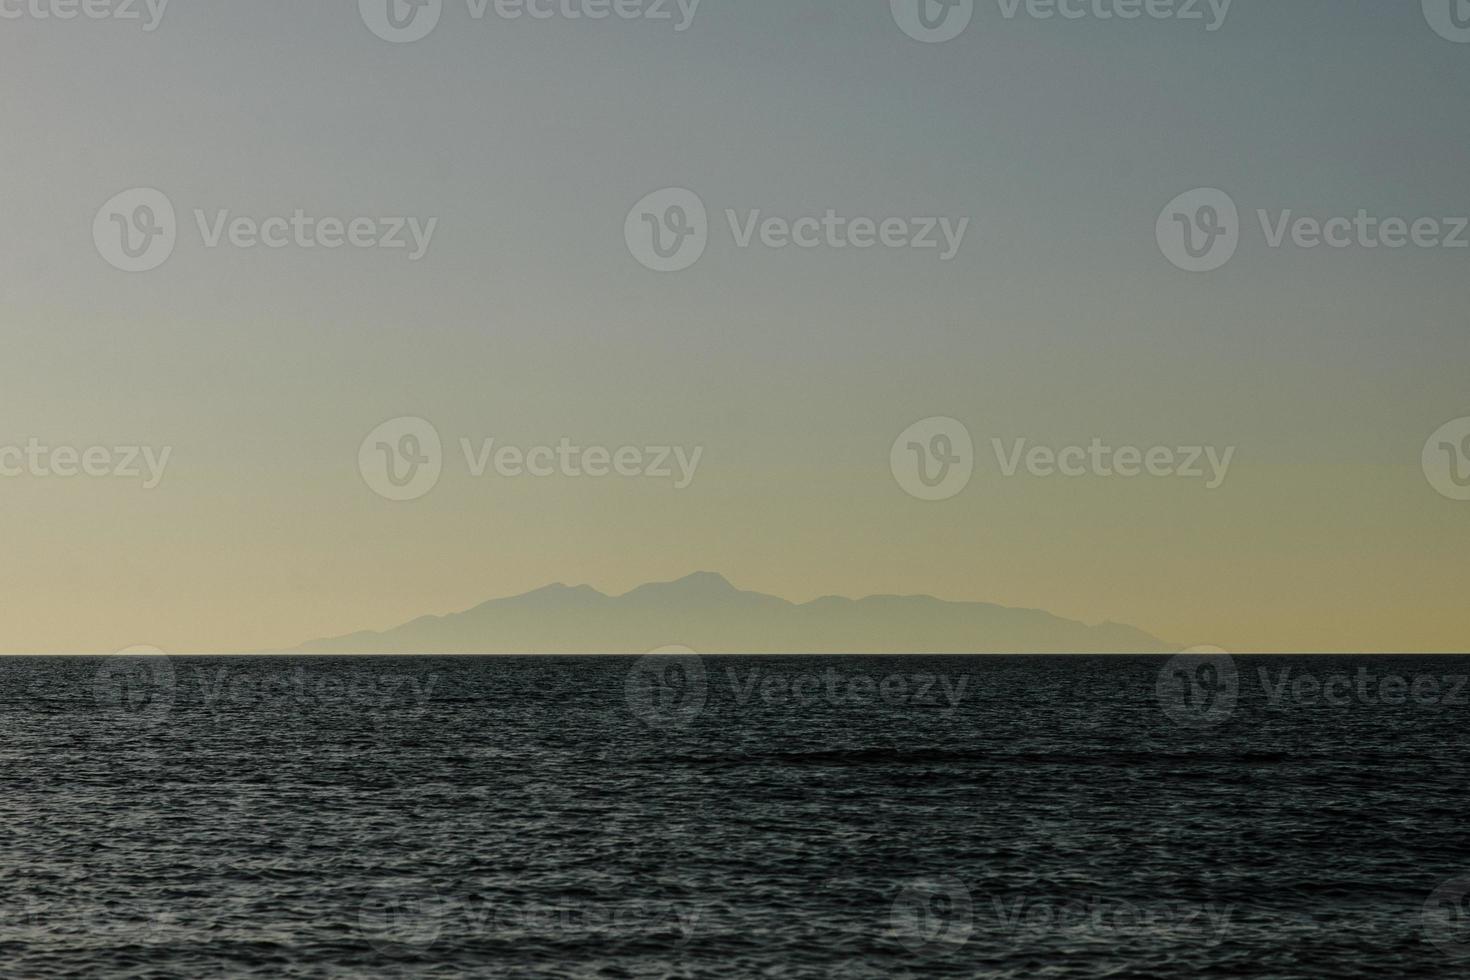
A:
[4,1,1469,654]
[25,570,1470,656]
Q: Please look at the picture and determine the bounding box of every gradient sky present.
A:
[2,0,1467,653]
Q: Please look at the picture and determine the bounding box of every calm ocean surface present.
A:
[3,654,1469,978]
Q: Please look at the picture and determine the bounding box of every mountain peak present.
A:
[674,571,735,589]
[622,571,737,597]
[474,582,604,609]
[294,573,1170,654]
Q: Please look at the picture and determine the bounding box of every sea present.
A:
[2,654,1468,978]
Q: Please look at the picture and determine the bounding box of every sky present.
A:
[1,0,1467,653]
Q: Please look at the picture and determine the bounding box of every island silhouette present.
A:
[293,572,1171,654]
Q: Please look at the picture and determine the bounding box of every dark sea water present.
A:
[3,654,1470,978]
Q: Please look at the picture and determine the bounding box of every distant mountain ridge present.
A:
[293,572,1171,654]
